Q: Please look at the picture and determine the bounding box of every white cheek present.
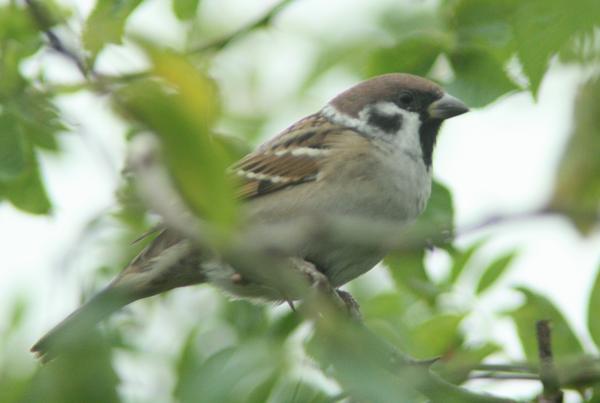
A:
[393,110,422,151]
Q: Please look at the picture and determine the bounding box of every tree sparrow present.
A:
[32,73,468,360]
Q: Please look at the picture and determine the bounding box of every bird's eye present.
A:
[398,93,414,106]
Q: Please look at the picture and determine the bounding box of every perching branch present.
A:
[536,320,564,403]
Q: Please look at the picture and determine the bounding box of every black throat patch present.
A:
[418,119,442,168]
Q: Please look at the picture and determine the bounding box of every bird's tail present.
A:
[31,230,207,362]
[30,284,136,363]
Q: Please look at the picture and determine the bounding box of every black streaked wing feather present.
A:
[231,113,343,199]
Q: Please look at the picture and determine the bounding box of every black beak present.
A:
[428,93,469,120]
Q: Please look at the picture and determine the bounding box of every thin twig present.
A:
[188,0,294,54]
[536,320,564,403]
[25,0,90,78]
[473,363,537,374]
[470,373,540,381]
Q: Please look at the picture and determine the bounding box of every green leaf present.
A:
[308,320,419,402]
[409,314,464,358]
[0,150,51,215]
[445,0,517,61]
[445,238,487,285]
[0,374,31,403]
[366,32,451,77]
[587,264,600,348]
[551,77,600,233]
[115,46,238,233]
[386,249,439,304]
[511,0,600,95]
[434,343,500,384]
[507,287,584,364]
[83,0,144,60]
[447,47,519,108]
[362,293,406,321]
[413,180,454,247]
[222,300,268,338]
[268,311,301,339]
[175,339,284,403]
[0,5,43,74]
[9,90,65,152]
[173,0,200,20]
[475,250,518,294]
[23,330,119,403]
[0,114,27,180]
[266,379,331,403]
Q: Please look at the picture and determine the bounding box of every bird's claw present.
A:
[289,258,361,320]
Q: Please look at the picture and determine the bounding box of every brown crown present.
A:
[329,73,444,117]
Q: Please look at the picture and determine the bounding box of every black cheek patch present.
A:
[367,111,403,133]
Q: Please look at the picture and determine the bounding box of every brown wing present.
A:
[231,112,344,199]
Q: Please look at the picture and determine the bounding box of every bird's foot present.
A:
[289,257,331,293]
[289,258,361,320]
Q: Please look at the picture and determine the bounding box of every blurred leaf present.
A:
[378,8,441,41]
[507,287,584,363]
[591,384,600,403]
[0,115,27,180]
[83,0,144,61]
[0,375,31,403]
[386,249,439,304]
[366,32,451,77]
[0,5,42,84]
[362,293,411,348]
[210,132,251,162]
[408,314,464,358]
[7,295,28,332]
[445,0,516,61]
[435,343,500,384]
[267,378,332,403]
[175,339,284,403]
[414,180,455,247]
[113,178,149,232]
[268,311,302,339]
[173,0,200,20]
[362,292,406,320]
[475,250,518,294]
[551,76,600,233]
[559,32,600,65]
[0,4,38,42]
[0,150,51,215]
[447,47,519,107]
[587,263,600,348]
[115,46,238,233]
[14,90,66,151]
[23,331,119,403]
[511,0,600,95]
[301,42,370,93]
[247,373,279,403]
[445,238,487,285]
[222,300,268,338]
[308,319,419,402]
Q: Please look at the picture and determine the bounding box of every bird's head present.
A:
[322,73,469,167]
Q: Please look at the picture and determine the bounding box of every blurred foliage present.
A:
[507,287,584,364]
[552,76,600,233]
[0,0,600,402]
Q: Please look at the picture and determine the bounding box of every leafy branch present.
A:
[16,0,600,402]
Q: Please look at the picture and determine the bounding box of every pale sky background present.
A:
[1,0,599,402]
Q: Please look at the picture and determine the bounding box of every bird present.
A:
[31,73,468,361]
